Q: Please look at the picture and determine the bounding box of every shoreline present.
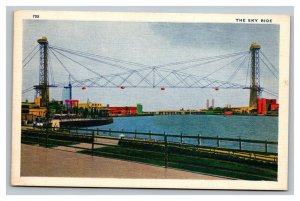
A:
[111,113,278,118]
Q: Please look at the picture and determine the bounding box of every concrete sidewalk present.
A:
[21,144,225,180]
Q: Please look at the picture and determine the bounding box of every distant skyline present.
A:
[22,20,279,111]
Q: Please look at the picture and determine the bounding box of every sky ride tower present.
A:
[33,37,56,108]
[249,42,262,108]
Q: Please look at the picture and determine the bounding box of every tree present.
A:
[48,100,64,114]
[213,107,223,114]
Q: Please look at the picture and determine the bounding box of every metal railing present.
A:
[63,127,278,154]
[24,125,278,153]
[21,126,278,180]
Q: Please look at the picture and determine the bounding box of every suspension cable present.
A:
[22,44,39,63]
[50,44,253,89]
[50,47,118,87]
[263,88,278,97]
[50,45,143,70]
[49,48,84,86]
[23,46,41,69]
[22,86,34,94]
[174,52,248,72]
[260,58,278,79]
[42,44,275,92]
[168,53,247,88]
[200,52,248,80]
[50,44,249,71]
[261,51,279,73]
[51,47,152,86]
[48,50,55,86]
[156,51,249,69]
[226,53,248,82]
[245,53,251,87]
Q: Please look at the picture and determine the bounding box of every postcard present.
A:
[11,10,290,190]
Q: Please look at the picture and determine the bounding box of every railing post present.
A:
[92,130,95,156]
[134,129,137,139]
[149,130,152,140]
[217,135,220,147]
[109,128,111,137]
[199,134,202,146]
[180,132,183,144]
[197,134,200,146]
[239,137,242,151]
[265,140,268,153]
[164,131,168,168]
[46,126,49,148]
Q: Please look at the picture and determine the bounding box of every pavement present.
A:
[21,144,225,180]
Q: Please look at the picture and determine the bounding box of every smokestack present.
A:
[206,99,209,109]
[212,99,215,109]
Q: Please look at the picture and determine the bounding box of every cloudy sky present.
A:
[22,20,279,111]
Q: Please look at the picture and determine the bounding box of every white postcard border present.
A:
[11,10,290,190]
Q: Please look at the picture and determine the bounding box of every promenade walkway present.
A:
[21,144,225,180]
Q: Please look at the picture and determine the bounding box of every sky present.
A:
[22,20,279,111]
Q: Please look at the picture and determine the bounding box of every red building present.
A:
[65,99,79,110]
[270,103,279,111]
[257,98,279,115]
[108,106,137,116]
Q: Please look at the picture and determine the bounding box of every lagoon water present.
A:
[88,115,278,152]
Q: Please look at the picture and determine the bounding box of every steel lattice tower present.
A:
[34,37,50,107]
[249,43,261,108]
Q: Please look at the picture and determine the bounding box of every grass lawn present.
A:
[79,146,277,181]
